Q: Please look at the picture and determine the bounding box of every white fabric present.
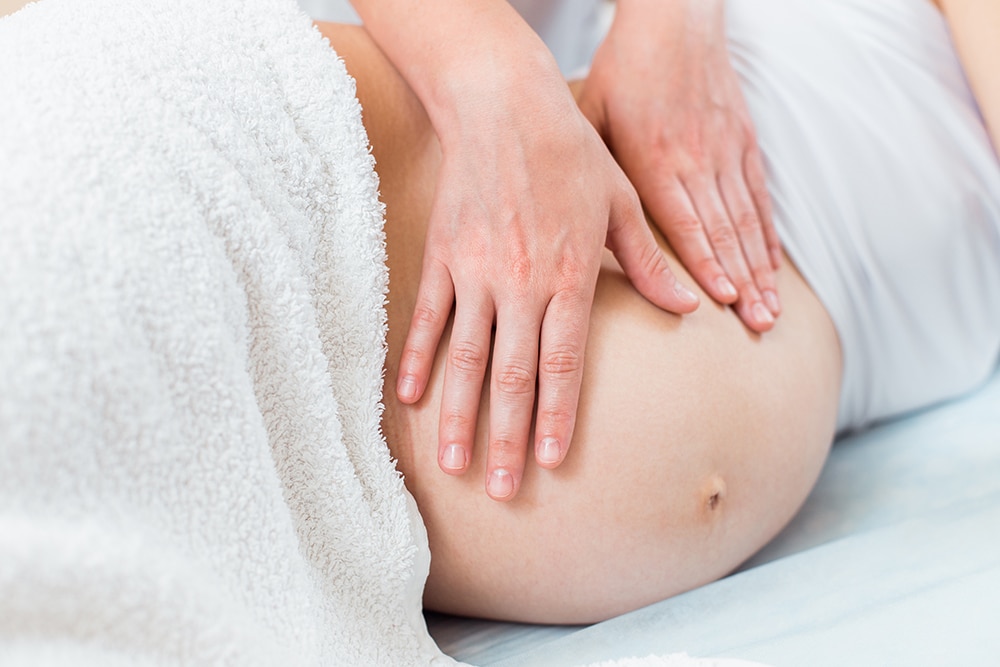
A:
[586,658,767,667]
[0,0,440,663]
[724,0,1000,431]
[426,3,1000,660]
[295,0,605,75]
[447,359,1000,667]
[0,0,764,666]
[299,0,1000,432]
[549,0,1000,432]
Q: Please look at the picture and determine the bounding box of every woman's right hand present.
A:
[578,0,782,333]
[352,0,698,501]
[399,59,699,501]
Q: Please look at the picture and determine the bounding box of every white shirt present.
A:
[296,0,607,75]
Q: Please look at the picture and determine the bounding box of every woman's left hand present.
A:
[578,0,782,332]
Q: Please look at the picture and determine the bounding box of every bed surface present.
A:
[427,363,1000,666]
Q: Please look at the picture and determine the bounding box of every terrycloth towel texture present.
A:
[0,0,443,663]
[0,1,770,665]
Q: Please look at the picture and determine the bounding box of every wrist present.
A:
[428,38,563,127]
[355,0,564,138]
[613,0,724,37]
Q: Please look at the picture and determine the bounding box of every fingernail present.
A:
[763,289,781,315]
[752,302,774,326]
[397,375,417,402]
[716,277,738,301]
[441,444,467,472]
[488,468,514,499]
[674,283,699,306]
[537,437,561,465]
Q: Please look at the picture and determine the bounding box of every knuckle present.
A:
[636,241,670,279]
[549,288,594,320]
[732,273,758,292]
[448,342,488,375]
[495,362,536,396]
[649,129,672,156]
[538,406,574,430]
[751,182,773,209]
[707,223,739,249]
[733,211,760,235]
[489,436,523,461]
[442,411,474,436]
[620,183,644,215]
[694,255,723,278]
[500,227,534,292]
[540,345,583,378]
[679,130,706,164]
[508,251,533,287]
[670,214,704,235]
[750,259,773,281]
[400,345,432,371]
[555,252,590,285]
[411,303,442,330]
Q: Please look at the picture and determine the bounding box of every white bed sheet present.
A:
[428,363,1000,666]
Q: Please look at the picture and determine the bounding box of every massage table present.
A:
[428,363,1000,666]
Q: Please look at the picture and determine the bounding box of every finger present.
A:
[575,82,607,139]
[744,147,783,270]
[718,168,781,317]
[534,288,592,470]
[685,177,774,333]
[398,257,454,404]
[606,185,701,314]
[437,290,494,476]
[486,304,543,501]
[638,177,739,306]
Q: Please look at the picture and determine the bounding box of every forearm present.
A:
[601,0,727,88]
[939,0,1000,150]
[613,0,724,43]
[348,0,564,135]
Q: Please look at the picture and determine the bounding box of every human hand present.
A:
[395,50,699,501]
[578,0,782,332]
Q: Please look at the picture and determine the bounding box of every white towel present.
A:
[0,1,769,665]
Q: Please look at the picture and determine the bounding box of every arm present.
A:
[578,0,782,332]
[349,0,699,500]
[350,0,553,128]
[938,0,1000,150]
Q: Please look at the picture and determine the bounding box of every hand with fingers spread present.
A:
[352,0,699,501]
[578,0,783,332]
[406,109,698,501]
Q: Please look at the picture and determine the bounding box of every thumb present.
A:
[574,79,608,139]
[606,187,700,314]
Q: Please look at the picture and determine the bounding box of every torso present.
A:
[726,0,1000,430]
[327,0,1000,623]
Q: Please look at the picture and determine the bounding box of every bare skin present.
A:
[581,0,783,327]
[352,0,784,506]
[352,0,701,506]
[315,23,842,625]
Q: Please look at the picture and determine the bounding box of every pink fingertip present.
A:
[397,374,418,403]
[487,469,515,500]
[752,302,774,327]
[674,283,700,308]
[763,289,781,316]
[716,277,738,301]
[441,444,467,473]
[537,437,561,466]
